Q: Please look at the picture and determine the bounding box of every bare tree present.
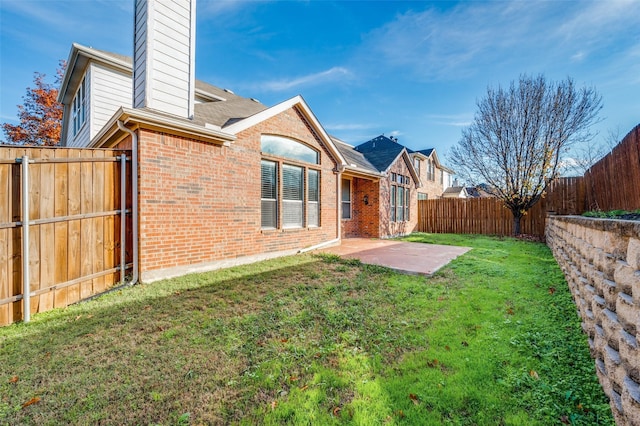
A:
[449,74,602,235]
[566,126,622,175]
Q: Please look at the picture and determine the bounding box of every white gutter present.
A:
[117,120,139,286]
[91,107,236,148]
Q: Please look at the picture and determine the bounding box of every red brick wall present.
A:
[414,156,446,199]
[341,177,380,238]
[341,155,418,239]
[136,107,339,277]
[379,156,418,237]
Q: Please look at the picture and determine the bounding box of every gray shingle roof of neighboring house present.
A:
[465,187,481,197]
[414,148,434,157]
[354,135,406,172]
[331,137,379,175]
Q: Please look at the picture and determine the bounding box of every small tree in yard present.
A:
[449,74,602,235]
[2,61,65,146]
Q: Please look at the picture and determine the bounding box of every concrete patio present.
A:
[320,238,471,276]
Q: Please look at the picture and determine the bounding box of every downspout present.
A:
[337,165,345,241]
[117,120,139,286]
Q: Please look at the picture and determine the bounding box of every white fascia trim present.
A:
[340,166,382,181]
[58,43,131,104]
[411,151,429,160]
[223,95,347,166]
[90,106,236,147]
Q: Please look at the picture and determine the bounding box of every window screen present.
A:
[341,179,351,219]
[261,160,277,229]
[308,169,319,227]
[282,164,303,228]
[390,185,396,222]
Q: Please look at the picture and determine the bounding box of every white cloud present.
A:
[426,113,473,128]
[259,67,353,92]
[361,1,638,81]
[323,123,376,131]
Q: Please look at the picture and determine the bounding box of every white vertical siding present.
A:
[65,68,91,148]
[89,63,132,140]
[133,0,195,118]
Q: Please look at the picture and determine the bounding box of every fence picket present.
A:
[0,147,131,326]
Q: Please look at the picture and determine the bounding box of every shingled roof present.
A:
[65,45,267,131]
[331,137,379,175]
[354,135,406,172]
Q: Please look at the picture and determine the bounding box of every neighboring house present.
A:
[465,186,493,198]
[442,186,469,198]
[408,148,455,200]
[56,0,445,283]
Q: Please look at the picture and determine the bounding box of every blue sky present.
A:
[1,0,638,163]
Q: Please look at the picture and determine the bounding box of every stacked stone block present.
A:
[547,216,640,425]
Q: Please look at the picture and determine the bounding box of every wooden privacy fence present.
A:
[584,124,640,212]
[417,177,586,237]
[0,147,132,326]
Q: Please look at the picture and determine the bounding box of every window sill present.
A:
[261,226,321,234]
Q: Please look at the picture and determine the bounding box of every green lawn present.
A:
[1,234,613,425]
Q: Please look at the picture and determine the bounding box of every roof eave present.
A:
[58,43,132,104]
[340,166,383,180]
[223,95,347,167]
[90,107,237,148]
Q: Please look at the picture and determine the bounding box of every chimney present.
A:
[133,0,196,119]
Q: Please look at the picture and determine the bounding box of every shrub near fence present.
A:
[417,177,586,237]
[0,146,131,326]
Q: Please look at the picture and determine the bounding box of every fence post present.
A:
[21,156,30,323]
[120,154,126,284]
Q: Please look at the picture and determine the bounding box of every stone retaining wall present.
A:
[547,216,640,425]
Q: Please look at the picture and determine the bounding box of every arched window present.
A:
[260,135,320,229]
[261,135,319,164]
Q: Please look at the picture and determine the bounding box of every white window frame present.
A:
[308,169,319,227]
[341,178,352,220]
[261,160,278,229]
[72,77,87,136]
[282,164,304,229]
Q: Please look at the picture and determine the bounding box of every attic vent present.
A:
[223,88,235,94]
[250,98,260,103]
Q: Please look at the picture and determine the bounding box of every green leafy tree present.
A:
[2,61,65,146]
[449,74,602,235]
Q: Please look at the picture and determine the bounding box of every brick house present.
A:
[56,0,453,282]
[334,135,420,238]
[408,148,455,200]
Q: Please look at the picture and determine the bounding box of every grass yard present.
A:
[1,234,613,425]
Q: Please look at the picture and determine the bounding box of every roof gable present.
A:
[354,135,405,172]
[331,137,380,178]
[223,95,346,167]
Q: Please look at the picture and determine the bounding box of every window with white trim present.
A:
[72,77,87,136]
[390,185,396,222]
[390,174,410,222]
[260,135,321,230]
[308,169,319,227]
[261,160,278,229]
[341,178,351,219]
[283,164,303,228]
